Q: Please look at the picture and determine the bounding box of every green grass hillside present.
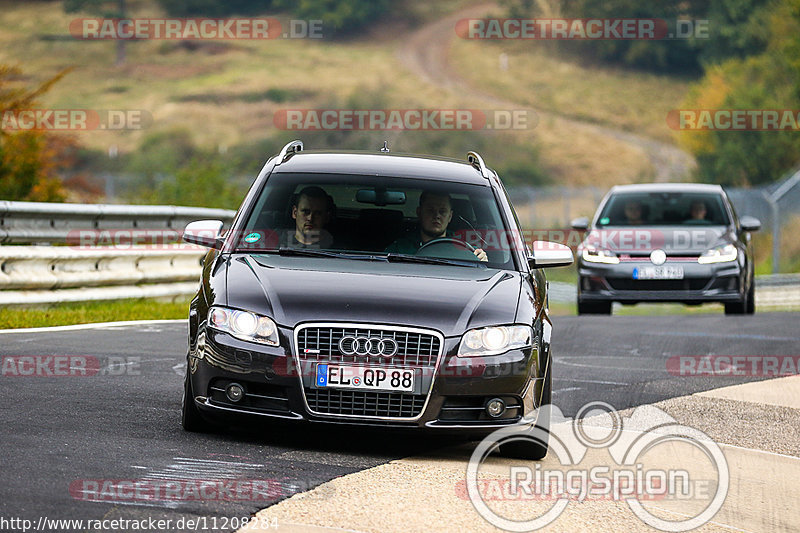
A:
[0,0,695,190]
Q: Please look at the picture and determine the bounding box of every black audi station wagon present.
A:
[181,141,573,459]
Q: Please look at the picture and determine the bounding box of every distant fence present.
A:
[0,202,236,305]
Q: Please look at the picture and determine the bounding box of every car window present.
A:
[595,192,730,226]
[236,173,516,269]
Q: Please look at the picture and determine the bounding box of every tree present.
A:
[274,0,391,36]
[64,0,127,66]
[0,65,71,201]
[156,0,274,16]
[679,0,800,185]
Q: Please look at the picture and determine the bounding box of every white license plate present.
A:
[633,266,684,280]
[315,364,414,392]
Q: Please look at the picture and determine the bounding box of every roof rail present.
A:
[276,140,304,165]
[467,151,490,179]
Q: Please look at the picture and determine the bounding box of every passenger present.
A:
[386,190,487,261]
[689,200,707,221]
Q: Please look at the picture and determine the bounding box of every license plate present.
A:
[316,364,414,392]
[633,266,684,280]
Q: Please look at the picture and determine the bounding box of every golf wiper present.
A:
[385,253,479,267]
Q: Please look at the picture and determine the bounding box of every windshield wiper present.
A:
[385,253,480,267]
[272,248,389,261]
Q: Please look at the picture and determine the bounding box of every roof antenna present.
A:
[380,140,390,153]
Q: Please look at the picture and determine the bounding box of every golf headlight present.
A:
[698,244,737,264]
[581,247,619,264]
[207,306,279,346]
[458,325,532,357]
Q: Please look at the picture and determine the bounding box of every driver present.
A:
[385,190,487,261]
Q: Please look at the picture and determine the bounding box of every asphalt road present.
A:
[0,313,796,532]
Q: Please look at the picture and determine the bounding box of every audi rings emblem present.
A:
[338,336,398,358]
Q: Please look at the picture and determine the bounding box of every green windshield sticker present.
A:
[599,217,610,225]
[244,232,261,243]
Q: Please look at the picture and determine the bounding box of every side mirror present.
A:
[183,220,224,249]
[740,216,761,232]
[528,241,574,268]
[570,217,589,230]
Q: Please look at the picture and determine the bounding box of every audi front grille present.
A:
[296,325,440,367]
[294,323,443,420]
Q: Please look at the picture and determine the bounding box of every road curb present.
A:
[0,318,186,334]
[241,376,800,533]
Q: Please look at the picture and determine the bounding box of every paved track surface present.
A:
[0,313,796,531]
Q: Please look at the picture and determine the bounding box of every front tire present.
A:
[578,300,612,315]
[724,283,751,315]
[181,365,207,432]
[746,281,755,314]
[498,358,552,460]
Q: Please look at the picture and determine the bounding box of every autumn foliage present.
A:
[0,64,73,202]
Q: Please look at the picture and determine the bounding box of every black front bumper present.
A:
[578,260,745,304]
[187,328,545,435]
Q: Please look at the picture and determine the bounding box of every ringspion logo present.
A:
[466,402,728,531]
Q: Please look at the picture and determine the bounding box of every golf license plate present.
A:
[633,266,684,280]
[316,364,414,392]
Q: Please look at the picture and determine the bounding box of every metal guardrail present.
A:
[755,273,800,287]
[0,201,236,305]
[0,201,235,244]
[0,246,205,290]
[549,276,800,309]
[1,201,798,308]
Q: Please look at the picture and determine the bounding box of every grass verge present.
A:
[0,298,190,329]
[449,38,691,144]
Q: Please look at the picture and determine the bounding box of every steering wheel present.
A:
[417,237,478,260]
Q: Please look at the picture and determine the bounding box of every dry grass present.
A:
[1,1,453,153]
[2,0,680,187]
[525,116,653,185]
[449,38,691,144]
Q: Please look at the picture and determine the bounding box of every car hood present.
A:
[584,226,733,255]
[224,254,523,337]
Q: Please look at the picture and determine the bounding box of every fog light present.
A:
[226,383,245,403]
[486,398,506,418]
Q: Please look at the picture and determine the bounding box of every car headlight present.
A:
[698,244,738,264]
[207,306,279,346]
[458,325,532,357]
[581,247,620,264]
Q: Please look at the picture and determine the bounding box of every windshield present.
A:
[596,192,730,227]
[234,173,516,269]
